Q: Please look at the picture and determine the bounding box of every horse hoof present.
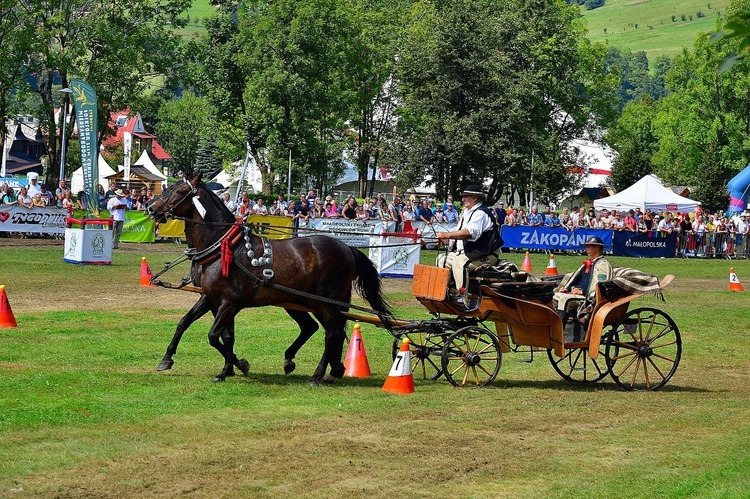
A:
[308,377,320,387]
[212,376,225,383]
[156,359,174,372]
[235,359,250,376]
[329,364,345,379]
[322,374,336,383]
[283,360,296,375]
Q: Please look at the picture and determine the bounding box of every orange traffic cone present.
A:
[0,285,18,328]
[729,268,744,292]
[545,254,559,275]
[140,257,155,287]
[382,338,415,394]
[344,324,371,378]
[521,252,533,272]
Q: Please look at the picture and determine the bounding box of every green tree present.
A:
[0,0,33,138]
[16,0,190,188]
[155,93,213,174]
[606,97,657,191]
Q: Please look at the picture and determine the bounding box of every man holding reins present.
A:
[436,185,503,305]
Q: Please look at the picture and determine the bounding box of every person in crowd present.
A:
[515,208,526,225]
[135,188,148,210]
[355,203,368,221]
[600,209,613,229]
[561,213,574,231]
[107,189,128,249]
[442,202,458,224]
[493,201,507,226]
[442,194,454,211]
[306,189,317,206]
[122,190,134,210]
[693,215,707,256]
[62,190,75,214]
[705,215,716,255]
[97,184,107,211]
[436,185,502,306]
[634,207,643,223]
[105,182,117,203]
[504,208,516,226]
[657,212,676,234]
[544,210,560,227]
[1,183,16,205]
[17,186,32,208]
[678,212,692,233]
[76,189,87,210]
[253,198,269,216]
[553,236,612,342]
[526,205,543,226]
[643,209,654,231]
[577,207,589,228]
[716,217,730,255]
[388,197,402,231]
[31,192,46,207]
[417,199,434,224]
[342,197,357,219]
[237,193,252,217]
[589,212,603,229]
[222,192,236,213]
[401,200,416,224]
[612,211,626,231]
[738,213,750,257]
[624,210,638,232]
[38,184,53,206]
[55,180,67,208]
[293,198,312,222]
[570,206,580,226]
[276,194,289,216]
[434,205,446,223]
[27,173,41,197]
[323,201,338,218]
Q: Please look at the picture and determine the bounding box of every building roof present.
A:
[100,109,170,159]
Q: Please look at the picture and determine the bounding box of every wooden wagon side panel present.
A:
[412,264,450,301]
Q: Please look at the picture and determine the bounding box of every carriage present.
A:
[147,173,681,390]
[344,264,681,391]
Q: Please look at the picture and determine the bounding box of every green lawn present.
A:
[583,0,731,60]
[1,242,749,496]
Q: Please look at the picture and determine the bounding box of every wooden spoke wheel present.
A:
[441,326,501,387]
[605,308,681,391]
[392,327,445,381]
[547,338,610,384]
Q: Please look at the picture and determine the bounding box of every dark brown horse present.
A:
[146,171,390,384]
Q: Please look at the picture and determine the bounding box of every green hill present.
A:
[583,0,730,60]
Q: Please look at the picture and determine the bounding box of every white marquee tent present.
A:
[130,150,167,181]
[594,174,700,213]
[70,154,118,193]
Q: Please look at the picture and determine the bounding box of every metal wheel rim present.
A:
[606,307,681,391]
[441,326,501,388]
[392,329,445,380]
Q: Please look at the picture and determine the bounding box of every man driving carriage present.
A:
[435,185,503,305]
[553,235,612,341]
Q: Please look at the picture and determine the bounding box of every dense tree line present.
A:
[3,0,750,209]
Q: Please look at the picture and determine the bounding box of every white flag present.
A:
[123,131,132,181]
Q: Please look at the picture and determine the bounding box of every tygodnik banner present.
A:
[70,79,98,215]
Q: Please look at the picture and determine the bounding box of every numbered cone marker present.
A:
[729,268,744,292]
[382,338,415,394]
[344,324,371,378]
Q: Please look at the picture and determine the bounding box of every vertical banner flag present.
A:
[123,131,132,184]
[70,79,98,214]
[0,132,7,177]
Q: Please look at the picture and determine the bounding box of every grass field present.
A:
[583,0,731,60]
[1,239,750,497]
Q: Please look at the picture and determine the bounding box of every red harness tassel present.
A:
[221,225,242,277]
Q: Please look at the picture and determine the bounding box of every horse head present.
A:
[146,171,203,223]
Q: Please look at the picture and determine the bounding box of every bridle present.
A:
[148,179,198,221]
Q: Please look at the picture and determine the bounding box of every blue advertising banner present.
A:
[500,226,613,251]
[612,230,677,258]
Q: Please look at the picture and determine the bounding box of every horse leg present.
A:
[207,304,245,382]
[158,294,217,372]
[309,309,347,386]
[283,309,319,375]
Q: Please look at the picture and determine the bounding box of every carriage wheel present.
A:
[392,327,445,380]
[605,308,681,391]
[547,336,610,384]
[441,326,501,387]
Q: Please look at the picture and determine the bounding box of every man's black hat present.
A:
[583,235,605,246]
[459,185,486,199]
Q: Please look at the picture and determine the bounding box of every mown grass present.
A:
[583,0,731,60]
[1,241,749,497]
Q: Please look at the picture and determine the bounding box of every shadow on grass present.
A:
[487,378,709,393]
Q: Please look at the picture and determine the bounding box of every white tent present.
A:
[594,174,700,213]
[131,150,167,180]
[71,154,118,193]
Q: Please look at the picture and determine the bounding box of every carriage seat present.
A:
[487,281,557,304]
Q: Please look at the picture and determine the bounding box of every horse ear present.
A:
[190,170,203,186]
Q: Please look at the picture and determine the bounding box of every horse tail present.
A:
[350,248,392,315]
